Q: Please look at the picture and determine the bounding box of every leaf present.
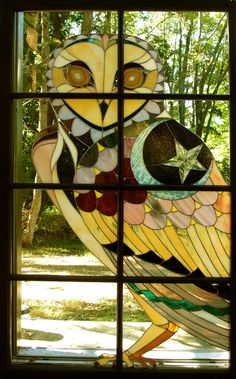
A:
[26,26,38,51]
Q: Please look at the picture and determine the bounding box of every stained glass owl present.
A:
[32,34,230,368]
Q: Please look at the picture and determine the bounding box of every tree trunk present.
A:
[81,11,93,33]
[103,12,111,34]
[22,176,42,247]
[178,17,194,125]
[22,12,50,247]
[195,19,227,138]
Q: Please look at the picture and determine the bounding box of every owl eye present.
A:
[66,63,92,88]
[124,67,145,89]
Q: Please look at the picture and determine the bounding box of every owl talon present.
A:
[95,352,134,368]
[95,353,116,367]
[95,352,156,368]
[128,353,157,368]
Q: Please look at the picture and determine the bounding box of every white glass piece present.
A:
[132,108,149,122]
[54,47,63,58]
[139,41,148,50]
[145,100,161,114]
[74,166,95,184]
[58,105,76,120]
[71,117,90,136]
[149,50,158,60]
[52,99,64,107]
[46,70,52,79]
[155,83,164,92]
[95,148,117,172]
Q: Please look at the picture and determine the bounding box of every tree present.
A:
[22,11,96,246]
[22,12,42,247]
[22,12,65,246]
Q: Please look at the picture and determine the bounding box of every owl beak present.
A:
[99,100,109,120]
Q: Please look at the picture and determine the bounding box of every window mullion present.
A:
[228,3,236,376]
[116,8,124,370]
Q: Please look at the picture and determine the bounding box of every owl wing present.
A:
[123,161,230,278]
[74,122,230,350]
[32,121,230,350]
[66,163,230,349]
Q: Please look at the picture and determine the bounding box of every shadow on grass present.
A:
[21,328,63,341]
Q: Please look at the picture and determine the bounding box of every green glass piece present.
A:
[128,283,230,317]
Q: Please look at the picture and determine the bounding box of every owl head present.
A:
[46,34,165,142]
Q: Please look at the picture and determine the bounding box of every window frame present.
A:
[0,1,235,378]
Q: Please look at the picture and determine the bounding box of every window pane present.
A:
[18,11,118,93]
[17,281,117,361]
[164,100,230,184]
[16,189,117,276]
[122,283,230,369]
[16,97,119,183]
[124,103,230,186]
[124,11,229,95]
[123,192,231,278]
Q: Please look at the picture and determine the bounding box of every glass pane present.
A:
[164,100,230,184]
[17,189,117,276]
[16,97,119,183]
[124,11,229,95]
[17,281,117,362]
[14,98,38,183]
[122,282,230,369]
[122,32,165,123]
[124,104,230,186]
[123,191,231,278]
[18,11,118,93]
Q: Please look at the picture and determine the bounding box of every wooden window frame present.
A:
[0,1,235,378]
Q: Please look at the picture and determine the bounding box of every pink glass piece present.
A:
[124,202,145,225]
[193,205,217,226]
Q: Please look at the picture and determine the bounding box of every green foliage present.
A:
[92,11,118,34]
[33,207,78,242]
[23,239,86,258]
[22,99,39,182]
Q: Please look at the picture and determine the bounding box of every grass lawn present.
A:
[21,239,148,323]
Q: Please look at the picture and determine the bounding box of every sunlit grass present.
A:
[22,239,112,276]
[21,239,147,322]
[23,297,147,322]
[23,238,87,258]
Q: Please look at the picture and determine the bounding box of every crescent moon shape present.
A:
[130,118,213,200]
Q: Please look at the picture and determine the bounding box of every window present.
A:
[0,1,235,378]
